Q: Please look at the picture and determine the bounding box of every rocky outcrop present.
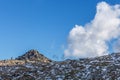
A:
[16,49,52,63]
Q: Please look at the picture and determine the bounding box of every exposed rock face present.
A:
[0,60,25,66]
[16,49,52,63]
[0,51,120,80]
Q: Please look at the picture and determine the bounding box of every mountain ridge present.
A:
[0,50,120,79]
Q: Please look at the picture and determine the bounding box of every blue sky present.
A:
[0,0,120,60]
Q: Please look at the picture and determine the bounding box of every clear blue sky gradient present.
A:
[0,0,120,60]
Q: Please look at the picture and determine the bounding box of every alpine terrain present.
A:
[0,49,120,80]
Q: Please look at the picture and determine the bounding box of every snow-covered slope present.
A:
[0,51,120,80]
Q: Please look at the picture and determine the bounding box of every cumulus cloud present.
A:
[64,2,120,58]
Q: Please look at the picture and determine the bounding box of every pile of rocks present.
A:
[16,49,52,63]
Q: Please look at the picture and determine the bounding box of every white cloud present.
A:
[64,2,120,58]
